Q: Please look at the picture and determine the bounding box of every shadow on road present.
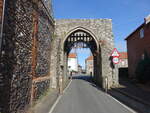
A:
[72,75,150,113]
[72,75,104,91]
[72,75,92,82]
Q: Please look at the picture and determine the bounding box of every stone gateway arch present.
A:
[50,19,118,89]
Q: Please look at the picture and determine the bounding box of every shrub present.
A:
[135,52,150,83]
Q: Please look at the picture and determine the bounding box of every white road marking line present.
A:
[49,80,72,113]
[63,80,72,94]
[89,81,137,113]
[107,94,137,113]
[50,79,136,113]
[48,95,61,113]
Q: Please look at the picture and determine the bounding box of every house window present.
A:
[122,61,125,65]
[140,28,144,38]
[141,53,145,60]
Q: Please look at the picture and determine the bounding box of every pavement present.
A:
[117,77,150,106]
[51,75,135,113]
[108,77,150,113]
[30,88,59,113]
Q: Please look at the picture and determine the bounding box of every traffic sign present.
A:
[113,57,119,64]
[111,48,120,57]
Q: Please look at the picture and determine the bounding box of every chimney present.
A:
[144,15,150,24]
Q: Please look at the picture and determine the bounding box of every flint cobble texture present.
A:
[0,0,54,113]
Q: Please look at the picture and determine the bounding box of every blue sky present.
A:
[53,0,150,68]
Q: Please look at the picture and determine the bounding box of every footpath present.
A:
[29,88,59,113]
[109,77,150,113]
[28,79,71,113]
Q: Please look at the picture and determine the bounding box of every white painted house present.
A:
[68,53,78,72]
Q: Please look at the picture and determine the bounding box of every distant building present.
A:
[85,56,93,75]
[118,52,128,77]
[78,65,82,74]
[125,15,150,78]
[118,52,128,68]
[68,53,78,72]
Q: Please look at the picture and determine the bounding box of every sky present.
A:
[53,0,150,68]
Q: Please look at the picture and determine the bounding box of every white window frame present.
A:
[140,28,144,38]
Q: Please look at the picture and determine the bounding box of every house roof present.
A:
[86,56,93,61]
[68,53,77,58]
[125,23,144,40]
[125,15,150,40]
[120,52,128,59]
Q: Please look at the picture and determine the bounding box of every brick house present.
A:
[125,15,150,78]
[118,52,128,77]
[85,56,93,75]
[118,52,128,68]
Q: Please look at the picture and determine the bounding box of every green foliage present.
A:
[135,51,150,83]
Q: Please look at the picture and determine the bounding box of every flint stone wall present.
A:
[0,0,54,113]
[0,0,34,113]
[35,1,53,77]
[33,0,54,101]
[33,79,50,101]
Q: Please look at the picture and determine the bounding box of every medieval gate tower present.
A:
[51,19,119,89]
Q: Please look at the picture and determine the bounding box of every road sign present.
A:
[111,48,120,57]
[113,57,119,64]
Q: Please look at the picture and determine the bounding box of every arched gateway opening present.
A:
[62,28,102,86]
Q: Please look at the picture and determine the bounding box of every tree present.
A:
[135,51,150,83]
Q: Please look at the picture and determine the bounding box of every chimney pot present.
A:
[144,15,150,24]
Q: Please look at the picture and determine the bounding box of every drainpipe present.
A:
[0,0,6,54]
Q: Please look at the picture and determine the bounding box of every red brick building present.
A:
[125,15,150,78]
[118,52,128,68]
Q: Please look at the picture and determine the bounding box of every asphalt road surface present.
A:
[52,75,135,113]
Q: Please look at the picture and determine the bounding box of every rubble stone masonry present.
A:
[0,0,54,113]
[54,19,118,89]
